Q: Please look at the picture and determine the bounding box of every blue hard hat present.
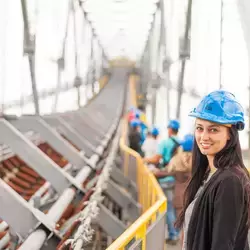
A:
[181,134,194,152]
[130,118,141,128]
[135,111,141,119]
[151,127,160,136]
[189,90,245,131]
[167,120,180,130]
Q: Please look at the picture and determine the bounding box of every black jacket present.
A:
[128,129,141,153]
[187,168,249,250]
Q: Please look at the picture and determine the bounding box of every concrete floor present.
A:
[166,243,181,250]
[164,228,182,250]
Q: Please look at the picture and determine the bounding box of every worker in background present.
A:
[128,107,139,121]
[143,119,181,245]
[142,127,160,158]
[143,119,180,167]
[139,120,148,145]
[138,105,147,125]
[128,107,137,122]
[134,109,148,145]
[128,118,142,155]
[127,107,148,144]
[152,133,193,219]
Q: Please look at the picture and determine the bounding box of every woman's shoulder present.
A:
[218,166,248,177]
[215,167,250,189]
[216,167,240,179]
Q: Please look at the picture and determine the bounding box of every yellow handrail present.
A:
[107,74,167,250]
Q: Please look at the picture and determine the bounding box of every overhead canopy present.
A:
[83,0,159,61]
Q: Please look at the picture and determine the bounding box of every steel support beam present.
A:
[81,109,110,128]
[95,204,127,240]
[237,0,250,165]
[18,230,47,250]
[176,0,192,119]
[76,111,117,144]
[68,113,108,139]
[9,116,95,169]
[0,119,83,194]
[105,180,141,221]
[59,113,115,151]
[72,0,82,108]
[76,111,109,136]
[20,0,40,115]
[44,116,103,157]
[52,1,70,113]
[0,179,52,240]
[110,166,138,201]
[17,164,97,250]
[59,116,100,145]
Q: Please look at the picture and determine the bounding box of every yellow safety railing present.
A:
[107,75,167,250]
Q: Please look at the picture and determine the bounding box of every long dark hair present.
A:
[176,125,250,228]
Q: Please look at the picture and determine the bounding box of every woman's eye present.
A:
[210,128,218,133]
[196,127,203,131]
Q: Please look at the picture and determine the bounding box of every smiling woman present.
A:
[195,119,230,160]
[176,90,250,250]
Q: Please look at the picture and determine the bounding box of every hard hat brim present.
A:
[189,111,237,126]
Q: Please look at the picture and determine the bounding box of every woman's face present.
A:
[195,118,230,156]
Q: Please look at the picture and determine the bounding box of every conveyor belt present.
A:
[0,68,132,250]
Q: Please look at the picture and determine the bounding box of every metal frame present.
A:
[59,115,103,147]
[95,203,127,239]
[44,116,104,157]
[20,0,40,115]
[59,112,118,152]
[176,0,192,119]
[110,166,138,201]
[145,213,165,250]
[0,179,52,240]
[73,112,109,138]
[237,0,250,158]
[0,119,84,193]
[78,110,118,140]
[9,116,95,169]
[105,179,141,221]
[125,213,165,250]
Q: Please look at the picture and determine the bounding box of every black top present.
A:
[128,129,141,153]
[187,168,250,250]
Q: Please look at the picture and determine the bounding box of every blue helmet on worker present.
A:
[130,118,141,128]
[189,90,245,131]
[151,127,160,137]
[167,119,180,131]
[134,110,141,119]
[128,107,141,119]
[181,134,194,152]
